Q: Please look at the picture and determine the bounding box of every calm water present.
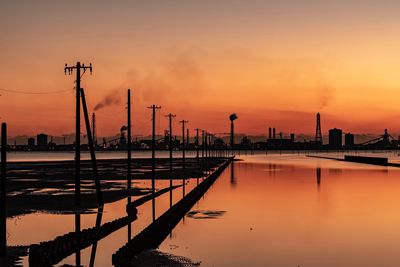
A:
[8,152,400,266]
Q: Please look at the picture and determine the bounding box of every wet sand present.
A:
[5,157,226,217]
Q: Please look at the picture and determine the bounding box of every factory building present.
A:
[329,128,342,149]
[345,133,355,147]
[27,137,35,148]
[37,133,48,149]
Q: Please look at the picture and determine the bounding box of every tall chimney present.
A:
[268,127,272,139]
[273,128,276,139]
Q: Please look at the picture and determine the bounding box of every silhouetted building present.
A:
[345,133,354,147]
[28,137,35,148]
[329,128,342,149]
[37,133,48,149]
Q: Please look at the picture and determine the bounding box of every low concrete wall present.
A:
[344,155,388,166]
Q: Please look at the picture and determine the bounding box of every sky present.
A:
[2,0,400,138]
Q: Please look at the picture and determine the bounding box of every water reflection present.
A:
[127,197,132,242]
[316,167,321,187]
[230,161,236,187]
[75,213,81,267]
[159,160,400,267]
[13,154,400,267]
[89,206,103,267]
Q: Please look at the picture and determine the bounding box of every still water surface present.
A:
[8,152,400,266]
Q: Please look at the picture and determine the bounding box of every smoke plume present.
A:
[94,89,122,111]
[318,84,334,109]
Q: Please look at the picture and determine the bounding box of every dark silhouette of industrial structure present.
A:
[6,111,400,152]
[345,133,354,148]
[229,113,238,151]
[315,112,322,145]
[329,128,342,149]
[37,133,48,149]
[266,127,295,149]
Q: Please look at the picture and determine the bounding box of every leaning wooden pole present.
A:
[0,123,6,258]
[80,88,104,206]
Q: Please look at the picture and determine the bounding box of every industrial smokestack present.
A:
[268,127,272,139]
[273,128,276,139]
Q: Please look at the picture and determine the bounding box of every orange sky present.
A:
[2,1,400,137]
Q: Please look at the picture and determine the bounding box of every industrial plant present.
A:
[7,112,400,152]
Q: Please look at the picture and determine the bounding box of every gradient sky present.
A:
[2,0,400,137]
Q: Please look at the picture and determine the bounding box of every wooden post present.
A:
[80,88,103,206]
[0,123,6,258]
[127,89,132,189]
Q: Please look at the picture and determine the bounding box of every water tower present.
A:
[229,113,238,149]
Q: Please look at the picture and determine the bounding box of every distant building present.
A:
[27,137,35,148]
[290,133,295,142]
[329,128,342,149]
[37,133,48,149]
[345,133,354,147]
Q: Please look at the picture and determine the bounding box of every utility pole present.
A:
[80,88,103,206]
[204,131,208,160]
[201,130,205,160]
[127,89,132,189]
[126,90,132,240]
[195,129,200,162]
[209,134,212,158]
[148,104,161,221]
[65,62,92,206]
[165,113,176,206]
[180,120,188,170]
[180,120,188,197]
[0,123,6,259]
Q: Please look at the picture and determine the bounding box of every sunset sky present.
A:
[2,0,400,137]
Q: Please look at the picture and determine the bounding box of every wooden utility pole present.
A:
[0,123,6,258]
[148,104,161,221]
[65,62,92,206]
[165,113,176,206]
[195,128,200,161]
[80,88,103,206]
[180,120,188,197]
[180,120,188,170]
[127,89,132,189]
[201,130,205,160]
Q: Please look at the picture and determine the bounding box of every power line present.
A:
[0,88,71,95]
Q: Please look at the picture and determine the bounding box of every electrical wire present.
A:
[0,88,71,95]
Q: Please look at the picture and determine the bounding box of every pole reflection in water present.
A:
[127,197,132,242]
[183,179,186,197]
[317,167,321,188]
[152,195,156,222]
[89,206,104,267]
[230,161,236,187]
[75,212,81,267]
